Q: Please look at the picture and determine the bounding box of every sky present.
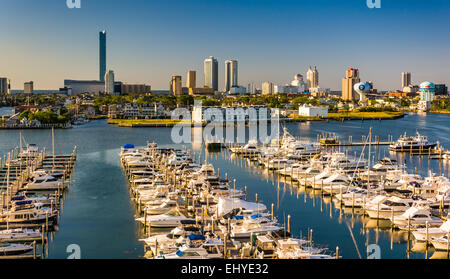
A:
[0,0,449,91]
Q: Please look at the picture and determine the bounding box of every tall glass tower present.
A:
[99,30,107,82]
[204,56,218,91]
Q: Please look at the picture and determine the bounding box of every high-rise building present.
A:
[204,56,218,91]
[105,70,115,95]
[225,60,238,92]
[187,71,196,89]
[0,78,11,95]
[24,81,34,94]
[435,84,448,95]
[342,68,360,101]
[170,75,183,95]
[262,82,274,95]
[99,30,107,82]
[306,66,319,90]
[402,72,411,89]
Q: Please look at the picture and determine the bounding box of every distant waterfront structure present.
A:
[225,60,238,92]
[418,81,435,111]
[306,66,319,90]
[229,86,246,95]
[99,30,107,82]
[170,75,183,95]
[121,83,151,95]
[402,72,412,89]
[0,77,11,95]
[24,81,34,94]
[64,80,105,95]
[342,68,361,101]
[204,56,218,91]
[262,82,274,95]
[298,104,329,118]
[187,71,196,89]
[105,70,115,95]
[435,84,448,95]
[291,74,307,93]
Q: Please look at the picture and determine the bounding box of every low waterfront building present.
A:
[64,80,105,95]
[298,104,329,118]
[121,83,152,95]
[192,105,273,123]
[108,103,166,119]
[189,87,215,96]
[228,86,247,95]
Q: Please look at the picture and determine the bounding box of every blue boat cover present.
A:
[14,200,32,206]
[233,216,244,220]
[123,144,135,149]
[187,234,206,241]
[251,214,263,219]
[176,250,185,257]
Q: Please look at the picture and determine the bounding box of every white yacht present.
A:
[412,220,450,242]
[365,196,414,219]
[389,132,437,151]
[390,206,442,229]
[136,209,194,228]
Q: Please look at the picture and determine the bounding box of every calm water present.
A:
[0,112,449,259]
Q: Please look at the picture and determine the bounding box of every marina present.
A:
[0,130,77,259]
[0,113,448,259]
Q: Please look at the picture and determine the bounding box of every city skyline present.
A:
[0,0,449,91]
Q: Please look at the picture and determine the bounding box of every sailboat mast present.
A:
[52,127,55,170]
[19,130,22,155]
[367,127,372,192]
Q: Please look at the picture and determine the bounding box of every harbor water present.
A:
[0,112,448,259]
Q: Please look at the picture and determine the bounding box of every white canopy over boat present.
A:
[217,198,267,217]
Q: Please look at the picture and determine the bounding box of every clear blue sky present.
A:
[1,0,449,91]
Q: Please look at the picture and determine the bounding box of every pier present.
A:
[0,134,77,259]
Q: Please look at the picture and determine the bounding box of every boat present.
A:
[412,220,450,242]
[0,229,42,243]
[136,209,193,228]
[390,206,442,229]
[230,141,261,156]
[365,196,414,220]
[0,243,33,256]
[389,132,437,152]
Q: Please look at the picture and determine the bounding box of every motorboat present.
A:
[145,199,177,215]
[136,209,194,228]
[412,220,450,242]
[390,206,442,229]
[0,243,33,256]
[0,228,42,243]
[365,196,414,219]
[389,132,437,152]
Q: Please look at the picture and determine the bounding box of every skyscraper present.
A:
[306,66,319,90]
[170,75,182,95]
[99,30,107,82]
[105,70,115,95]
[0,78,10,95]
[402,72,411,89]
[204,56,218,91]
[187,71,196,88]
[24,81,34,94]
[342,68,360,101]
[225,60,238,92]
